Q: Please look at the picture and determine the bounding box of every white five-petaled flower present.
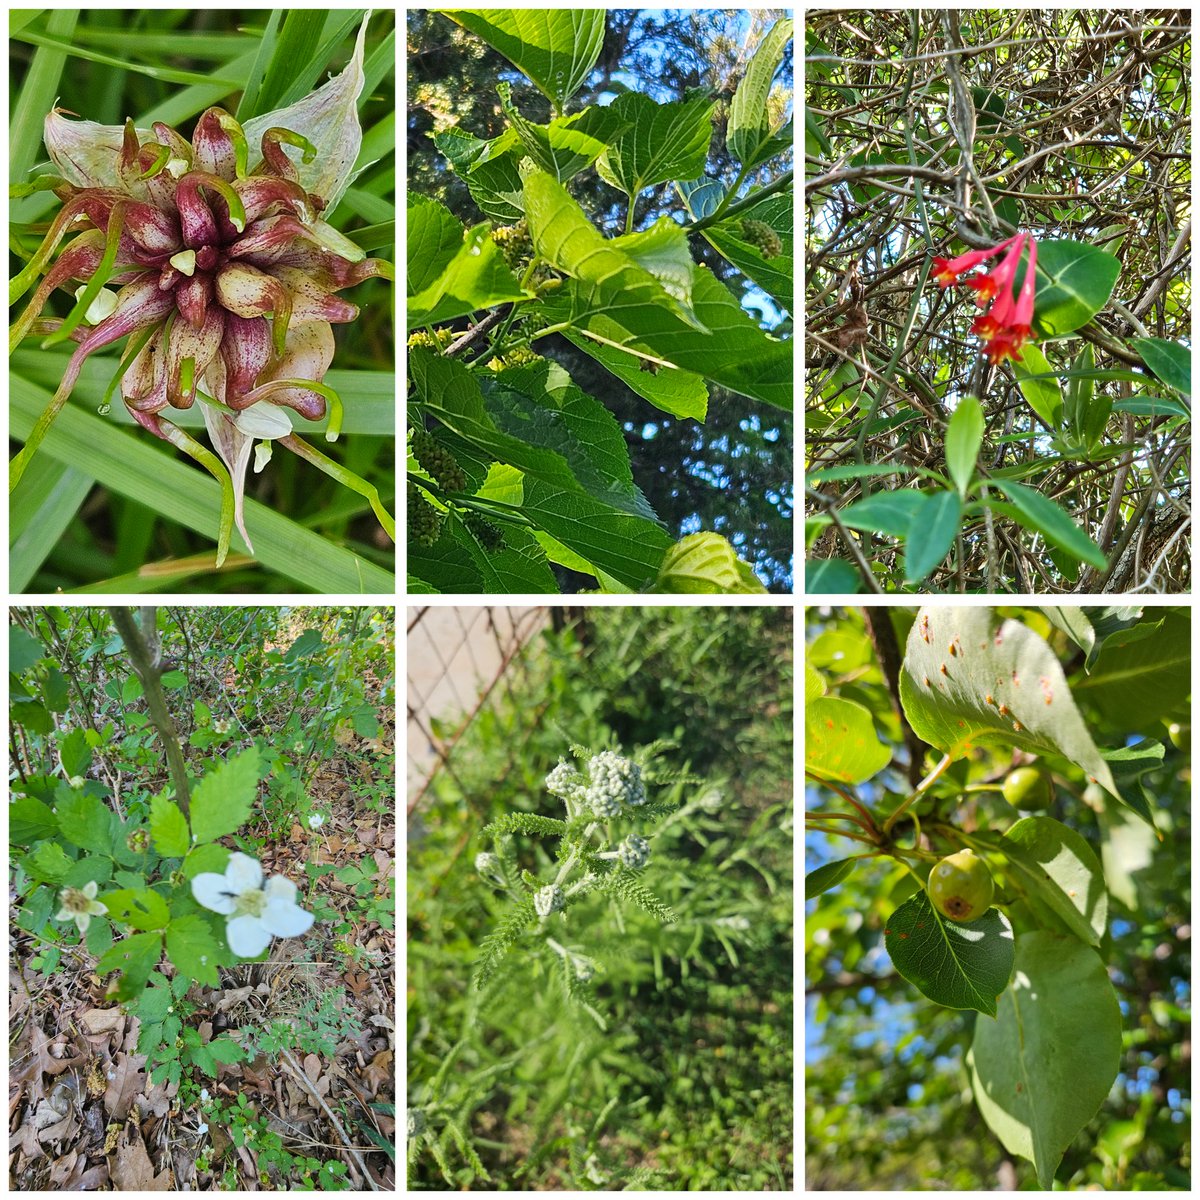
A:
[307,813,325,830]
[55,880,107,934]
[191,851,314,957]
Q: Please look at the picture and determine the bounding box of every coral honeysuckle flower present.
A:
[56,880,107,934]
[191,850,314,957]
[932,231,1038,364]
[10,18,393,556]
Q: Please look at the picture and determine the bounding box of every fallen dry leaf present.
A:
[104,1051,147,1121]
[361,1049,393,1098]
[110,1121,172,1190]
[79,1007,126,1036]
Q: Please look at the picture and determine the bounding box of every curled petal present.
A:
[234,176,313,226]
[122,327,168,408]
[10,233,109,351]
[218,313,273,402]
[192,108,241,181]
[167,307,225,408]
[176,272,213,328]
[235,320,335,420]
[272,266,358,323]
[44,109,138,189]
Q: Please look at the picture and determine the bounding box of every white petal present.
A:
[192,872,238,915]
[260,895,314,939]
[76,913,92,933]
[225,852,263,891]
[81,880,99,899]
[226,915,272,958]
[55,906,72,922]
[235,401,293,440]
[262,875,298,904]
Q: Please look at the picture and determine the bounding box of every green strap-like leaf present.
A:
[595,90,714,197]
[990,479,1107,569]
[728,17,793,168]
[443,9,606,114]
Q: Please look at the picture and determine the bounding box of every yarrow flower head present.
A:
[534,883,565,917]
[10,18,393,558]
[56,880,107,934]
[618,834,651,870]
[931,231,1038,364]
[585,750,647,817]
[191,850,314,957]
[545,759,587,804]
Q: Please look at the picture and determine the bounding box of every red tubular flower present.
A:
[933,231,1038,363]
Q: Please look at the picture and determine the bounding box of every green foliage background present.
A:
[407,607,794,1189]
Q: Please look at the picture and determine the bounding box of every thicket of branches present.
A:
[806,9,1190,593]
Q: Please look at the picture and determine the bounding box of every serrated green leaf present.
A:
[149,793,191,857]
[653,532,767,593]
[443,9,606,112]
[165,915,222,986]
[207,1038,246,1064]
[59,727,92,777]
[103,888,170,931]
[728,18,793,168]
[25,841,73,884]
[136,984,173,1023]
[433,128,525,222]
[96,931,162,996]
[499,83,624,182]
[56,790,114,853]
[181,843,231,880]
[10,624,46,672]
[11,798,59,845]
[190,747,262,843]
[596,90,714,197]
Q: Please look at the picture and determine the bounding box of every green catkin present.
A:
[739,217,783,259]
[411,427,467,493]
[408,481,444,546]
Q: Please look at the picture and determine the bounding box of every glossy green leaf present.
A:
[1012,343,1062,428]
[596,90,714,197]
[945,396,984,497]
[806,696,890,783]
[653,533,767,593]
[498,83,625,182]
[991,479,1106,568]
[969,933,1121,1188]
[836,490,928,538]
[806,558,862,593]
[443,9,606,113]
[728,17,793,168]
[898,606,1124,804]
[1133,336,1190,396]
[885,889,1014,1016]
[1031,239,1120,337]
[904,491,961,585]
[805,857,857,898]
[702,191,794,314]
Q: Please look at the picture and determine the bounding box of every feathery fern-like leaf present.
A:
[597,867,678,922]
[473,896,537,988]
[480,811,569,839]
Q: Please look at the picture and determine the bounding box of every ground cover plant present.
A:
[407,606,793,1187]
[10,606,396,1189]
[407,9,793,593]
[10,10,395,592]
[806,605,1190,1188]
[805,9,1190,593]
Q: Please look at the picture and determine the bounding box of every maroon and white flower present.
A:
[11,19,390,549]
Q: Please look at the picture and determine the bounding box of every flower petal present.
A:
[192,108,240,181]
[260,894,314,939]
[226,915,272,958]
[192,871,238,914]
[225,851,264,891]
[218,313,273,401]
[167,307,225,408]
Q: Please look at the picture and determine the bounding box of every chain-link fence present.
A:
[406,607,584,812]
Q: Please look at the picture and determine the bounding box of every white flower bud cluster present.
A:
[545,760,587,804]
[618,834,650,870]
[585,751,646,817]
[534,883,565,917]
[475,851,498,875]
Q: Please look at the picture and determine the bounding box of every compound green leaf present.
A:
[898,606,1125,805]
[190,747,262,844]
[149,793,191,857]
[443,9,606,113]
[56,790,115,853]
[969,933,1121,1188]
[102,888,170,932]
[25,841,72,884]
[97,930,162,998]
[885,888,1014,1016]
[596,90,714,197]
[165,914,222,986]
[728,17,794,168]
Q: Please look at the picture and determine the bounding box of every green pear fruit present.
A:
[927,849,994,922]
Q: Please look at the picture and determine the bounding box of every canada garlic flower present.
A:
[10,19,393,558]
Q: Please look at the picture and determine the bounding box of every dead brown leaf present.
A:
[79,1006,126,1037]
[104,1051,147,1121]
[110,1121,172,1190]
[360,1048,393,1098]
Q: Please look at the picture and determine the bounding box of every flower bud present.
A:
[534,883,565,917]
